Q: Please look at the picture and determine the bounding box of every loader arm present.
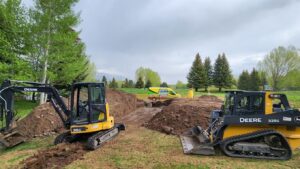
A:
[0,80,71,132]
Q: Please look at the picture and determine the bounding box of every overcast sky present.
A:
[23,0,300,84]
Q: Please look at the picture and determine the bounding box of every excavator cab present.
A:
[180,91,300,160]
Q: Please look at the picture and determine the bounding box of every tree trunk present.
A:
[204,86,208,92]
[219,87,222,92]
[195,88,198,92]
[39,58,48,105]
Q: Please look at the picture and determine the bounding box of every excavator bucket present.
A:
[0,130,25,148]
[180,126,215,155]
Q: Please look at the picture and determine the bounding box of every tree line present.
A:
[187,53,233,92]
[101,67,169,89]
[0,0,95,103]
[237,46,300,91]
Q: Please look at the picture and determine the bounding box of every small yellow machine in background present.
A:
[147,87,181,100]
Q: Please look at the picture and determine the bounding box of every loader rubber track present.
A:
[220,129,292,160]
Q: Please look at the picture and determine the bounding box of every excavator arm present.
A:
[0,80,73,148]
[0,80,72,131]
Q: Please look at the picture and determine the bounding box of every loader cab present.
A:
[70,82,106,125]
[224,91,265,116]
[223,91,292,116]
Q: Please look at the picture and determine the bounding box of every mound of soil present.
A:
[22,143,87,169]
[17,102,65,139]
[106,89,138,122]
[145,95,223,135]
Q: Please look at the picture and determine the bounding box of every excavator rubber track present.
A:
[86,123,125,150]
[220,129,292,160]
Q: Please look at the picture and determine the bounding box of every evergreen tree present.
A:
[187,53,205,92]
[101,76,108,87]
[109,78,118,89]
[203,57,213,92]
[238,70,250,90]
[124,78,129,88]
[145,79,152,88]
[160,82,168,87]
[213,53,232,92]
[135,77,144,88]
[128,80,134,88]
[249,68,260,91]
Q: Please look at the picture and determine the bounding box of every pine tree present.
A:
[249,68,260,91]
[213,53,232,92]
[203,57,213,92]
[109,78,118,89]
[238,70,250,90]
[135,77,144,88]
[128,80,134,88]
[187,53,205,92]
[124,78,129,88]
[160,82,168,87]
[145,79,152,88]
[101,76,108,87]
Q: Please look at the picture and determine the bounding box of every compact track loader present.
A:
[0,80,125,150]
[180,91,300,160]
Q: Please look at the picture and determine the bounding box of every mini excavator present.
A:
[180,91,300,160]
[0,80,125,149]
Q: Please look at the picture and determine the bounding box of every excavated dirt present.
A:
[17,102,66,139]
[106,89,140,122]
[22,143,87,169]
[145,96,223,135]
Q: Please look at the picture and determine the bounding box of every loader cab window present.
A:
[224,93,235,115]
[236,96,251,115]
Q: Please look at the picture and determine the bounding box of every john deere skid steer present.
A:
[180,91,300,160]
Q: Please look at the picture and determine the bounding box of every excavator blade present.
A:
[180,126,215,155]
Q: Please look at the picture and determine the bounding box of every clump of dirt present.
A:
[106,89,138,122]
[22,143,87,169]
[17,102,66,139]
[151,99,173,107]
[145,95,223,135]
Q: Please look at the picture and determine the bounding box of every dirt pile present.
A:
[145,96,223,135]
[17,102,65,139]
[22,143,87,169]
[106,89,139,122]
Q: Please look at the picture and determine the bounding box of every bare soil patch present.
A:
[145,96,223,135]
[22,143,87,169]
